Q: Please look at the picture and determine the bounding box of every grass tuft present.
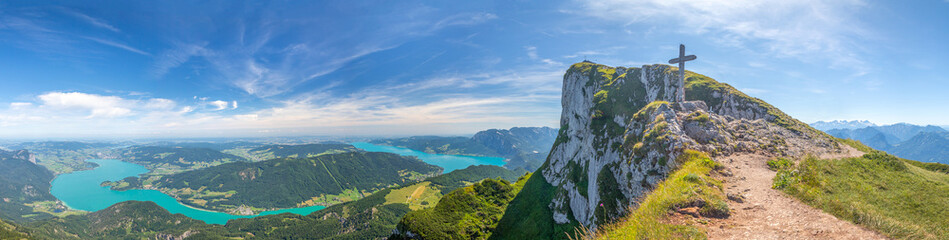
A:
[766,157,793,171]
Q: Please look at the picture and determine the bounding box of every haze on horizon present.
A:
[0,0,947,138]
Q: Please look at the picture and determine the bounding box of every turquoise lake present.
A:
[50,159,325,225]
[350,142,507,173]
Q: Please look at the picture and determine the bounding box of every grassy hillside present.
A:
[426,165,525,194]
[146,152,441,212]
[773,151,949,239]
[490,169,579,240]
[595,150,727,239]
[394,174,530,240]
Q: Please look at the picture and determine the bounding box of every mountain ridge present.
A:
[493,61,847,238]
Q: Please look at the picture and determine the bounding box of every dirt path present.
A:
[705,150,888,240]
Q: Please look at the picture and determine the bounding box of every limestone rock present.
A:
[538,62,845,230]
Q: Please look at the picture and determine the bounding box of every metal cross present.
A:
[668,44,696,102]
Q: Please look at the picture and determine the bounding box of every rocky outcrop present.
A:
[538,62,844,229]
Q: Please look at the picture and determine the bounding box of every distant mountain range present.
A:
[817,122,949,164]
[810,120,876,131]
[371,127,558,171]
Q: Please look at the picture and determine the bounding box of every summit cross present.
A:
[668,44,696,102]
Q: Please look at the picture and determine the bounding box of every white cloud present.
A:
[9,102,32,109]
[574,0,871,72]
[0,64,563,137]
[209,100,229,111]
[38,92,133,118]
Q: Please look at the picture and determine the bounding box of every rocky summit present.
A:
[501,61,849,233]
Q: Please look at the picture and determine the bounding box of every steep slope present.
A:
[394,175,529,240]
[493,62,846,239]
[0,149,57,223]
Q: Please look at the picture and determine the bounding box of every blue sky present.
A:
[0,0,947,138]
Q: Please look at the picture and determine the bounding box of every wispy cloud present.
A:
[573,0,872,73]
[526,46,563,66]
[151,9,500,99]
[83,37,151,56]
[151,43,207,77]
[63,9,120,32]
[432,12,498,31]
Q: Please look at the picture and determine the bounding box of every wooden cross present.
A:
[668,44,696,102]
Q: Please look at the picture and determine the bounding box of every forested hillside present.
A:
[139,152,442,212]
[394,174,530,239]
[0,149,57,223]
[117,146,247,173]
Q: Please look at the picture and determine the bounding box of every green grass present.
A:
[766,157,793,171]
[595,150,727,240]
[773,152,949,239]
[835,137,876,153]
[384,181,443,210]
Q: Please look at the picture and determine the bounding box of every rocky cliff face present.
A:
[537,62,843,229]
